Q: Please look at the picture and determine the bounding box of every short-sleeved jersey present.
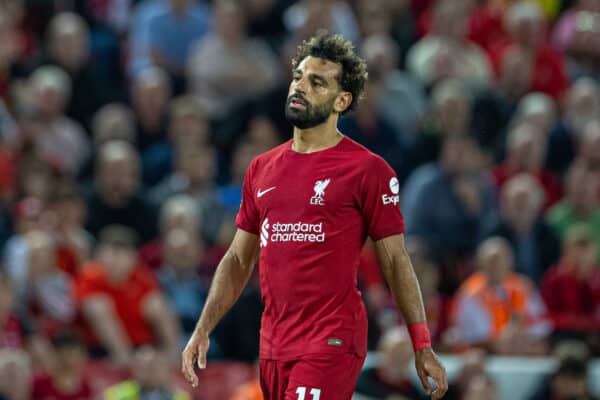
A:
[74,262,158,346]
[235,136,405,360]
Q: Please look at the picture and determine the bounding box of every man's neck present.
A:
[292,117,342,153]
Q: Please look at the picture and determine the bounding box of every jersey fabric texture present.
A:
[235,136,405,361]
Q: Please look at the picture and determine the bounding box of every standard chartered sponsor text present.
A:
[270,221,325,243]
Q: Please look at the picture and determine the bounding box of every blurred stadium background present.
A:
[0,0,600,399]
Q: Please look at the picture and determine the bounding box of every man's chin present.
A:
[285,109,310,128]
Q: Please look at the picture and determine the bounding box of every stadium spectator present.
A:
[104,345,190,400]
[244,115,284,154]
[528,356,598,400]
[361,34,426,145]
[337,70,405,175]
[462,374,498,400]
[578,119,600,169]
[541,223,600,334]
[157,228,208,342]
[0,14,20,103]
[491,121,562,210]
[357,0,417,66]
[0,271,28,351]
[31,331,92,400]
[407,78,473,171]
[142,95,210,186]
[402,135,495,286]
[230,378,263,400]
[491,1,569,99]
[186,0,282,120]
[44,12,110,130]
[406,0,492,88]
[0,348,31,400]
[354,326,424,399]
[23,231,75,336]
[3,197,49,300]
[85,140,157,243]
[441,349,487,400]
[479,173,560,283]
[552,0,600,80]
[150,144,224,243]
[50,180,93,276]
[127,0,169,78]
[512,92,557,140]
[448,237,550,354]
[22,65,90,176]
[139,194,201,271]
[131,67,170,151]
[471,44,533,157]
[218,141,260,215]
[547,162,600,258]
[91,103,137,147]
[244,0,288,50]
[80,102,137,181]
[74,225,181,367]
[546,78,600,174]
[283,0,360,45]
[147,0,211,93]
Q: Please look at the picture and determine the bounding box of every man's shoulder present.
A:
[339,136,391,169]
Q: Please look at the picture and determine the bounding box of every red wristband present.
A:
[407,322,431,352]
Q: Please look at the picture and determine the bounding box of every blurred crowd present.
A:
[0,0,600,399]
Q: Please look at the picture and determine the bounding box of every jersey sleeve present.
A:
[358,155,405,241]
[235,159,260,234]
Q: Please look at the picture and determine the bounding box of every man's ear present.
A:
[333,92,353,114]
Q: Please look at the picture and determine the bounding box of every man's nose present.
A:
[293,77,308,95]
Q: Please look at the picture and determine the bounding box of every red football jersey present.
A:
[235,136,405,360]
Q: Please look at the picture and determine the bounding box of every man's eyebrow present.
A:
[309,73,327,82]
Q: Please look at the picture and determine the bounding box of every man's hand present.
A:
[181,331,210,388]
[415,348,448,399]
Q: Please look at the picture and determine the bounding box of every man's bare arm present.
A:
[195,229,260,335]
[375,234,426,325]
[375,234,448,399]
[182,229,259,386]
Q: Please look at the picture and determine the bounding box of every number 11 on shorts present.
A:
[296,386,321,400]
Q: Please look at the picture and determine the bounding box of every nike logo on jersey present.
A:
[257,187,276,198]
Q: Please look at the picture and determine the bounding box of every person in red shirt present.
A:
[490,1,569,99]
[181,33,447,400]
[492,121,562,210]
[74,225,181,368]
[31,332,92,400]
[541,223,600,333]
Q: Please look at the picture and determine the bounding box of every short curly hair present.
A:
[292,31,368,113]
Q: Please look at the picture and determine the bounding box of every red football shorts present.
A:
[259,353,365,400]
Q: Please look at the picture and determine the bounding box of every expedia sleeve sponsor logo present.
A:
[260,220,326,247]
[382,194,400,205]
[382,177,400,205]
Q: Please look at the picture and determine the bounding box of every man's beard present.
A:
[285,94,335,129]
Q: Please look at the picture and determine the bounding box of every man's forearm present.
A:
[194,250,255,335]
[376,239,427,325]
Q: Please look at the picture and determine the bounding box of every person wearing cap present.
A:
[541,223,600,335]
[74,225,181,368]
